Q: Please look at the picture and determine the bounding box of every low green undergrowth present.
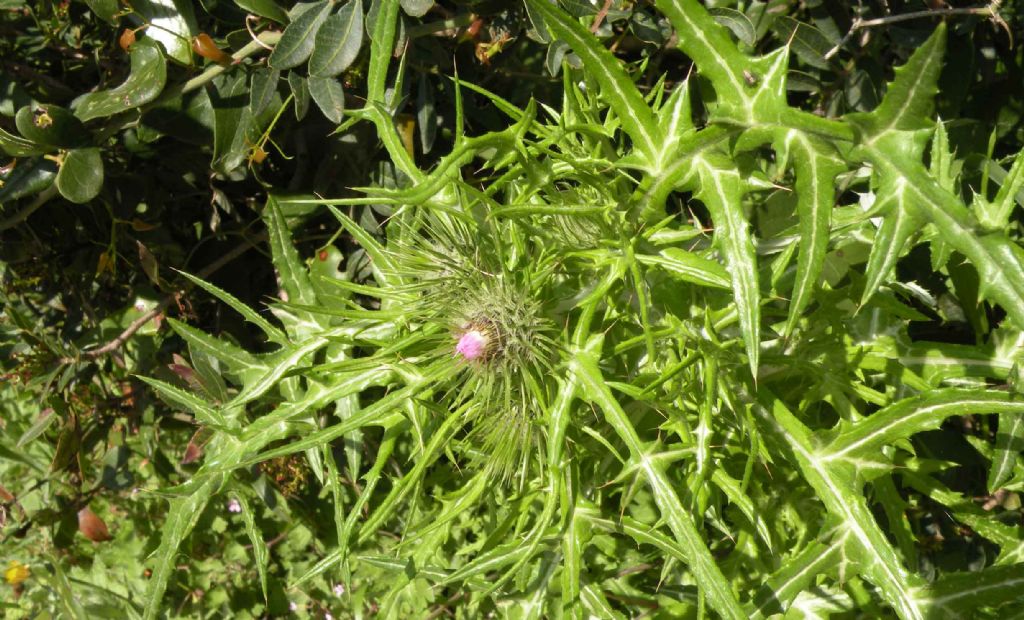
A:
[4,0,1024,618]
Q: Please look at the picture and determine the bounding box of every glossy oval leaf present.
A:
[0,126,51,157]
[15,104,89,148]
[132,0,198,65]
[308,0,363,78]
[73,38,167,122]
[55,148,104,204]
[0,157,57,202]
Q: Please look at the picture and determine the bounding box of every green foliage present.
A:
[3,0,1024,618]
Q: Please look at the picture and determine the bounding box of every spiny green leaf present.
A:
[694,157,760,377]
[921,562,1024,618]
[850,24,946,138]
[748,386,927,620]
[136,375,227,428]
[980,148,1024,230]
[989,412,1024,492]
[167,318,266,381]
[824,389,1024,461]
[656,0,752,104]
[224,336,327,408]
[142,477,220,620]
[779,131,844,336]
[356,413,463,542]
[525,0,660,166]
[636,247,731,290]
[749,532,857,620]
[902,471,1024,565]
[264,195,318,307]
[859,179,922,306]
[866,143,1024,329]
[575,334,747,620]
[174,269,288,345]
[234,494,269,602]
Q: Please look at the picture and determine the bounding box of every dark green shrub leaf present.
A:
[771,16,833,70]
[55,147,104,203]
[399,0,432,18]
[82,0,118,23]
[308,76,345,124]
[234,0,289,24]
[210,72,256,175]
[16,407,57,448]
[288,71,311,120]
[73,38,167,122]
[0,157,57,202]
[309,0,363,78]
[249,68,281,117]
[131,0,198,65]
[0,126,50,156]
[268,0,332,70]
[15,104,89,148]
[709,7,756,47]
[416,72,436,154]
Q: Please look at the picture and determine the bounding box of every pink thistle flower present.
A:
[455,329,488,360]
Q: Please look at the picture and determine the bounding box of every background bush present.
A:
[2,0,1024,618]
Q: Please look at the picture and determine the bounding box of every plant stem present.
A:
[181,31,282,95]
[0,183,59,232]
[824,2,1005,60]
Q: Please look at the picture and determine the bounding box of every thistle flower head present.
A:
[385,211,558,483]
[455,328,488,361]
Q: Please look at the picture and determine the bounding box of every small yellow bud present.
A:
[5,560,29,585]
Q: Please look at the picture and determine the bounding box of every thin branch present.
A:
[93,30,282,144]
[0,183,59,232]
[857,5,997,28]
[824,2,1007,61]
[181,30,282,96]
[70,230,269,362]
[245,15,275,50]
[591,0,615,34]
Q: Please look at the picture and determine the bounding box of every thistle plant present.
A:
[381,211,560,482]
[121,1,1024,618]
